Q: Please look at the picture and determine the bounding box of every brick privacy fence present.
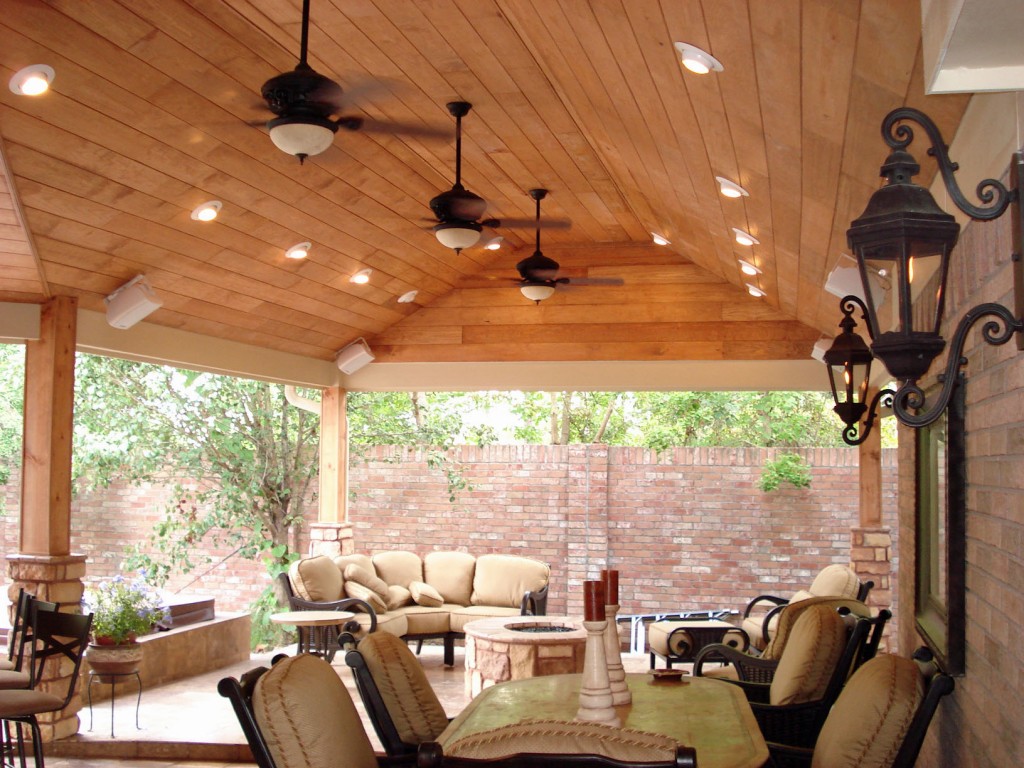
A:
[1,445,897,623]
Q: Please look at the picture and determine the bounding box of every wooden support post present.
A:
[851,389,892,612]
[858,393,883,528]
[309,386,353,556]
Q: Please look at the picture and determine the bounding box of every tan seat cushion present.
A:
[252,654,378,768]
[343,564,389,602]
[448,605,522,633]
[344,581,387,614]
[423,551,476,606]
[289,556,343,602]
[372,550,424,588]
[356,631,450,745]
[410,581,444,607]
[770,603,848,706]
[812,655,924,768]
[808,565,861,598]
[395,605,453,635]
[345,612,409,641]
[470,554,550,609]
[445,719,678,761]
[386,585,413,611]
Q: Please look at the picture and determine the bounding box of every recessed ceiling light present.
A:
[397,290,419,304]
[673,43,723,75]
[746,283,766,298]
[350,268,372,284]
[651,232,671,246]
[732,228,759,247]
[715,177,749,199]
[9,64,55,96]
[738,259,762,276]
[285,242,311,260]
[190,201,221,222]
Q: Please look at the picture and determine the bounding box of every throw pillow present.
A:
[344,581,387,614]
[343,563,390,602]
[386,584,412,611]
[410,580,444,607]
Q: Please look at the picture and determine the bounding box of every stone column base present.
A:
[308,522,354,557]
[6,553,87,741]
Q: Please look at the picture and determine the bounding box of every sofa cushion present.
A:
[471,554,550,609]
[448,605,521,634]
[770,603,848,706]
[289,556,343,602]
[372,550,424,588]
[386,585,413,611]
[252,654,378,768]
[344,581,388,614]
[346,611,409,641]
[344,564,389,602]
[392,605,453,635]
[410,580,444,607]
[445,719,678,762]
[333,553,374,576]
[808,565,861,598]
[423,551,476,606]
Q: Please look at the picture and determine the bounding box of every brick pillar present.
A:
[308,521,354,557]
[6,553,87,741]
[850,526,892,610]
[564,444,610,617]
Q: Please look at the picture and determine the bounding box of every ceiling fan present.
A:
[428,102,569,251]
[514,189,624,303]
[258,0,446,163]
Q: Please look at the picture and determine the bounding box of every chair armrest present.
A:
[693,643,779,685]
[749,698,831,749]
[743,594,789,618]
[520,584,549,616]
[287,595,379,634]
[765,742,814,768]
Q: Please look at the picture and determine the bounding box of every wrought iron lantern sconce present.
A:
[826,106,1024,441]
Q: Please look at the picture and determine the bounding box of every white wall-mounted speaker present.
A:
[335,338,375,374]
[105,275,163,329]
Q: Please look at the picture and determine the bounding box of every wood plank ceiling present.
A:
[0,0,969,368]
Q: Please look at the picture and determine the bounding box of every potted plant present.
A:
[84,572,166,676]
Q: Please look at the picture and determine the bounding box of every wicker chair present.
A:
[345,630,451,759]
[765,648,955,768]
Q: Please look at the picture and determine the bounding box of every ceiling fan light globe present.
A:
[434,223,481,250]
[268,117,337,158]
[520,284,556,302]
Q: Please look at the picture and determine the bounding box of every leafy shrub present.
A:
[760,453,811,492]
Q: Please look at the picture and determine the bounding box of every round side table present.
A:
[270,610,356,659]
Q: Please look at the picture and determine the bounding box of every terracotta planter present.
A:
[86,641,143,678]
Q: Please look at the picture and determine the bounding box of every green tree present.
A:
[0,345,25,490]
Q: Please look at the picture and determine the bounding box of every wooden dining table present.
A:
[437,672,768,768]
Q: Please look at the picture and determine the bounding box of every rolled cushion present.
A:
[386,584,413,611]
[252,654,378,768]
[355,631,450,744]
[471,554,550,609]
[372,550,424,588]
[812,655,924,768]
[343,564,389,602]
[410,581,444,607]
[289,556,343,603]
[423,551,476,606]
[344,581,387,614]
[809,565,861,598]
[770,603,848,706]
[445,719,678,761]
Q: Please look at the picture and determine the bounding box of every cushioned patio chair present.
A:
[345,629,451,758]
[741,603,871,749]
[0,609,93,768]
[0,593,58,690]
[275,571,374,662]
[765,648,955,768]
[418,720,697,767]
[741,565,872,650]
[693,598,889,686]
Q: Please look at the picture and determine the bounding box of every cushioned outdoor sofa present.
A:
[279,550,550,666]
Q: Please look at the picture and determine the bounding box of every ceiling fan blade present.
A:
[353,116,451,139]
[484,217,571,230]
[563,277,625,286]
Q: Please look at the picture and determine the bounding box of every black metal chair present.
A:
[345,630,451,759]
[765,647,955,768]
[0,593,58,690]
[275,571,374,662]
[0,609,93,768]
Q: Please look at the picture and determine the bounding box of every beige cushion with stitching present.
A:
[289,556,343,602]
[812,654,924,768]
[445,719,679,761]
[333,553,374,577]
[344,581,387,614]
[448,605,521,633]
[356,631,450,745]
[345,611,408,640]
[423,551,476,606]
[808,565,861,598]
[470,554,550,609]
[770,603,848,706]
[372,551,424,589]
[343,564,389,602]
[762,597,870,660]
[410,581,444,607]
[386,585,413,611]
[252,654,378,768]
[395,605,452,635]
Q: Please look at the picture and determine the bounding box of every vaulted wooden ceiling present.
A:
[0,1,969,373]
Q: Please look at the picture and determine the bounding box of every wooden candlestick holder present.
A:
[604,603,630,705]
[575,619,620,726]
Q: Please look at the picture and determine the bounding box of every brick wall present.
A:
[2,445,898,626]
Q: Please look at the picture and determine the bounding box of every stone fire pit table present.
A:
[463,615,587,699]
